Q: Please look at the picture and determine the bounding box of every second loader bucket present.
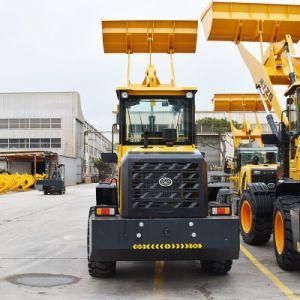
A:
[201,1,300,42]
[213,93,271,112]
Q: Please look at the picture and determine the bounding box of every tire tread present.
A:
[274,196,300,271]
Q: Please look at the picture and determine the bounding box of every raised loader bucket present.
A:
[213,94,265,147]
[213,93,271,112]
[102,20,198,53]
[201,2,300,42]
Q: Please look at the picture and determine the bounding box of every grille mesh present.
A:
[252,170,277,184]
[131,161,201,209]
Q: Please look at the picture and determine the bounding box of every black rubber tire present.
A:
[273,196,300,271]
[240,191,272,245]
[87,208,116,278]
[201,260,232,275]
[88,261,116,278]
[43,188,48,195]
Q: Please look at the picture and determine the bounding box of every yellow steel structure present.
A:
[213,93,277,195]
[102,20,197,88]
[202,1,300,178]
[102,20,199,212]
[0,173,46,193]
[201,1,300,43]
[213,93,271,112]
[213,93,266,148]
[202,1,300,266]
[102,20,198,53]
[86,18,240,278]
[230,117,263,149]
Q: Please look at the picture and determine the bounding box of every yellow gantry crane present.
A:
[202,1,300,270]
[213,93,278,246]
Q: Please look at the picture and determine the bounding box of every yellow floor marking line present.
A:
[153,260,165,296]
[240,244,300,300]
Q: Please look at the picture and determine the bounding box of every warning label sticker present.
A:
[132,243,202,250]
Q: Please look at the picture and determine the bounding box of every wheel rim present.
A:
[274,210,285,255]
[241,200,252,234]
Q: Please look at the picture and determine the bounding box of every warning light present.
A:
[96,207,116,216]
[211,206,231,216]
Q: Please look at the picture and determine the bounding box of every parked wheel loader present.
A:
[213,93,278,246]
[202,1,300,270]
[87,20,240,278]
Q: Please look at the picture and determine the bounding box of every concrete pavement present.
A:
[0,184,299,299]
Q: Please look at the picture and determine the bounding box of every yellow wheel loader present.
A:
[87,20,240,278]
[202,1,300,270]
[213,93,278,246]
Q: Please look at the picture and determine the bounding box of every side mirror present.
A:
[101,153,118,163]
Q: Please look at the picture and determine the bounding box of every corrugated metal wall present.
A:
[58,156,82,186]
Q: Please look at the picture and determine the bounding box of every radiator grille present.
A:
[131,161,201,210]
[252,170,277,185]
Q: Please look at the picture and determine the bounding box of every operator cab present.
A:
[118,91,196,147]
[235,147,278,171]
[285,85,300,160]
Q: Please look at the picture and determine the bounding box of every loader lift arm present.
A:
[202,1,300,269]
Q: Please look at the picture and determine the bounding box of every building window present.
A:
[0,118,62,129]
[51,138,61,148]
[20,119,29,128]
[9,139,20,148]
[9,119,20,129]
[51,118,61,128]
[30,138,41,148]
[30,119,40,128]
[0,138,61,149]
[41,138,50,148]
[41,118,51,128]
[0,119,8,129]
[20,138,30,148]
[0,139,8,149]
[8,138,30,149]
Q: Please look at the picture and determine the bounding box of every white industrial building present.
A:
[0,92,111,185]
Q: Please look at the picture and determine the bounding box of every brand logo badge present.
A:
[158,177,173,187]
[267,183,276,189]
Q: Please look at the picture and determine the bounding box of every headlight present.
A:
[121,91,128,99]
[186,92,193,99]
[253,170,261,175]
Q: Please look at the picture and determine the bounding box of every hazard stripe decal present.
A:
[132,243,202,250]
